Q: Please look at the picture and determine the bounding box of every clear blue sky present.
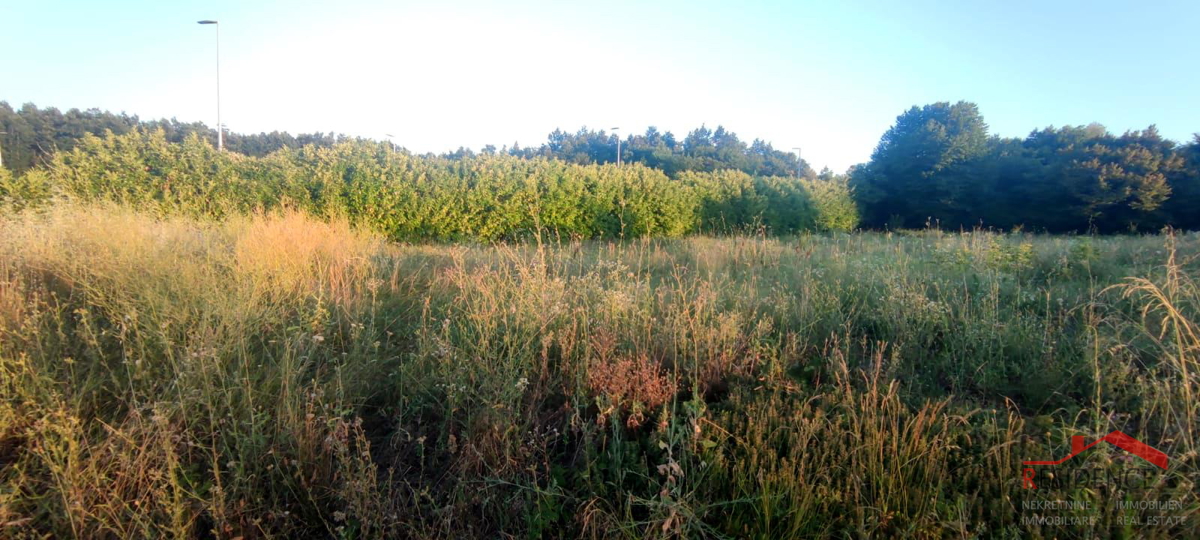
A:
[3,0,1197,171]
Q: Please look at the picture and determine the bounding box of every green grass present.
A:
[1,205,1197,538]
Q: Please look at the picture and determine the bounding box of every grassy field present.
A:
[1,205,1197,538]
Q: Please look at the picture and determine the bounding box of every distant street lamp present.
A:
[197,20,222,151]
[611,127,621,167]
[385,133,397,153]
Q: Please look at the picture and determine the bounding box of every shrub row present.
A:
[1,128,857,240]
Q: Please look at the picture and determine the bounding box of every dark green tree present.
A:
[851,101,989,228]
[1163,134,1200,230]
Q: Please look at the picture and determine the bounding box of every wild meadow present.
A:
[0,204,1196,538]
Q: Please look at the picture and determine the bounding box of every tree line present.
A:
[492,125,814,178]
[0,102,342,173]
[850,101,1200,232]
[2,102,812,179]
[0,128,856,241]
[4,99,1198,233]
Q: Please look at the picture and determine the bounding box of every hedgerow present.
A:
[5,128,857,239]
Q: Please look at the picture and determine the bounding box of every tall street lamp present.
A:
[611,127,621,167]
[197,20,222,151]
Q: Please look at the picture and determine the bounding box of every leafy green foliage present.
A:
[851,101,990,228]
[512,124,813,178]
[15,128,856,240]
[2,101,812,181]
[0,101,342,175]
[853,103,1200,232]
[8,99,1197,236]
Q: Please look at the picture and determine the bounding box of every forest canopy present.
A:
[0,102,811,178]
[2,100,1198,233]
[850,101,1199,232]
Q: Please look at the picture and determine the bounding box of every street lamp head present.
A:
[197,20,218,25]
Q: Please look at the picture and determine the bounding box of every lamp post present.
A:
[611,127,621,167]
[197,20,222,151]
[385,133,397,153]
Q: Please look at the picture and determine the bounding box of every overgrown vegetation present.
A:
[1,205,1196,537]
[0,102,813,178]
[851,101,1200,232]
[0,128,857,240]
[7,100,1199,235]
[1,98,1197,537]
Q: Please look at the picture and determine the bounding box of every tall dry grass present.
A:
[0,206,1197,538]
[0,205,391,538]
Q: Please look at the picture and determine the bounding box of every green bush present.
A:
[17,128,858,240]
[800,174,858,232]
[0,167,53,212]
[680,169,859,234]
